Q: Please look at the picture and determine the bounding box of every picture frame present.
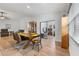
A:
[5,24,11,29]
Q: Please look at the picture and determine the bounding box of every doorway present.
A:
[40,20,56,51]
[40,20,55,39]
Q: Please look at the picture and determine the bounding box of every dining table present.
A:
[17,32,40,49]
[18,32,40,40]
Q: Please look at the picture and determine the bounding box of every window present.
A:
[74,14,79,35]
[69,14,79,36]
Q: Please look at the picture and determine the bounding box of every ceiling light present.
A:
[0,12,5,19]
[0,12,9,20]
[0,16,5,19]
[27,5,30,8]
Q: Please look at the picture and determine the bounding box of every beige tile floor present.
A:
[0,35,69,56]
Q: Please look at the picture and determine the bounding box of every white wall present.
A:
[0,10,39,33]
[68,3,79,56]
[0,20,20,32]
[0,16,34,32]
[0,9,25,32]
[55,15,62,42]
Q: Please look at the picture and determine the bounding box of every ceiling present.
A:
[0,3,70,16]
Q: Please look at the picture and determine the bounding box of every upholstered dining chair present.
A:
[32,37,42,52]
[13,32,27,50]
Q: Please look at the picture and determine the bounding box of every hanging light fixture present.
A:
[0,12,8,20]
[0,12,5,19]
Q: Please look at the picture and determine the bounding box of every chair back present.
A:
[18,30,24,32]
[13,32,21,43]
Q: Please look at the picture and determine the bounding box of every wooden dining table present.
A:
[17,32,40,49]
[17,32,40,40]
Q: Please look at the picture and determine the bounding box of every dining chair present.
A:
[32,37,42,52]
[13,32,27,50]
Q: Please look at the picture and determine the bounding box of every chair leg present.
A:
[40,42,42,48]
[32,43,34,49]
[41,44,42,48]
[38,44,39,52]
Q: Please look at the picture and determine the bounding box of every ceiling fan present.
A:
[0,12,9,20]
